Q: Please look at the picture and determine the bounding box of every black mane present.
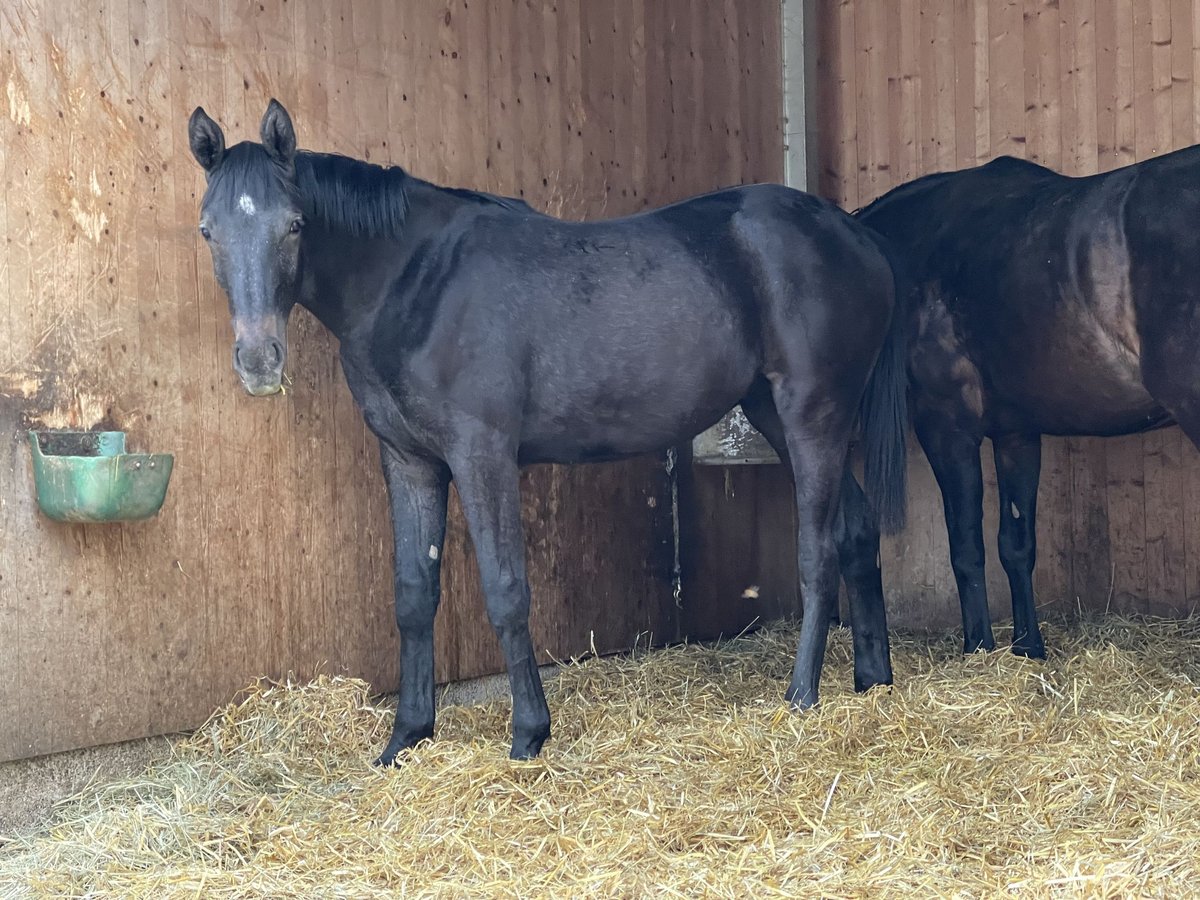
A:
[296,151,536,237]
[208,142,533,239]
[853,156,1055,219]
[852,168,959,219]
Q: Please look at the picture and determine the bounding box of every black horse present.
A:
[188,100,907,762]
[846,150,1200,659]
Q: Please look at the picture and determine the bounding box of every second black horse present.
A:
[849,149,1200,659]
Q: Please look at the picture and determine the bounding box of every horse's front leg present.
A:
[376,442,450,766]
[450,443,550,759]
[993,433,1045,658]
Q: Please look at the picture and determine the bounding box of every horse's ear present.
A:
[260,99,297,168]
[188,106,226,174]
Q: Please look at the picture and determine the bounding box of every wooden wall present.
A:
[0,0,784,761]
[688,0,1200,639]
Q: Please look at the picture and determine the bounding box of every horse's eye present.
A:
[288,218,304,234]
[199,225,211,241]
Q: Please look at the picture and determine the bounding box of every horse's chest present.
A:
[339,352,436,451]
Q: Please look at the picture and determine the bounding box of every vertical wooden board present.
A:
[166,1,222,723]
[1067,437,1112,607]
[855,0,888,203]
[1141,0,1186,615]
[971,0,991,162]
[557,0,589,213]
[680,467,768,640]
[538,1,570,209]
[1061,0,1099,175]
[1151,0,1175,153]
[92,0,144,742]
[898,0,924,185]
[1095,0,1119,167]
[1171,0,1194,146]
[1132,1,1161,160]
[0,0,42,758]
[734,0,762,184]
[18,2,121,755]
[1033,438,1074,613]
[0,1,19,755]
[934,0,959,171]
[812,0,845,199]
[1105,434,1147,613]
[953,0,978,170]
[1114,0,1136,166]
[835,0,859,204]
[1150,0,1195,616]
[125,0,197,734]
[1183,438,1200,610]
[1194,0,1200,136]
[1144,427,1188,613]
[1023,0,1060,169]
[989,0,1026,157]
[708,0,741,190]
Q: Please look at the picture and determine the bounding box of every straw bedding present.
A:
[3,615,1200,898]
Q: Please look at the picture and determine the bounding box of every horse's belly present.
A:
[993,347,1169,436]
[519,372,752,465]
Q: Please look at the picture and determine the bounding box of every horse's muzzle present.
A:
[241,376,283,397]
[233,337,285,397]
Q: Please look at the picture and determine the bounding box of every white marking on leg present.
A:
[428,545,439,560]
[238,193,256,216]
[1011,502,1020,519]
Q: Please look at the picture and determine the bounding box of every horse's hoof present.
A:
[375,726,434,766]
[963,637,997,655]
[854,673,894,694]
[509,725,550,760]
[785,685,817,711]
[1011,641,1046,660]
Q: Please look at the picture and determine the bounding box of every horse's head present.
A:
[188,100,304,397]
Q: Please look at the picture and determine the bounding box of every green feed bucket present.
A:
[28,430,174,523]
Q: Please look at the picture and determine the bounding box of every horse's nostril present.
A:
[268,339,283,368]
[233,342,246,371]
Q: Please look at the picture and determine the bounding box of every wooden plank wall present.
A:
[686,0,1200,639]
[0,0,784,762]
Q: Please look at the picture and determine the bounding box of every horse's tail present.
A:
[858,231,911,535]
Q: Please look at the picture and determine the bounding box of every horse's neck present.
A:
[296,182,468,342]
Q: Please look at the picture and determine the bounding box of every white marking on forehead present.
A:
[238,193,256,216]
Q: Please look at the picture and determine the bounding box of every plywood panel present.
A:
[0,0,783,761]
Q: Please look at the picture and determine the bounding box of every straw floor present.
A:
[3,615,1200,898]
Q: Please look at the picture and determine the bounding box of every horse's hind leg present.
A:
[835,469,894,690]
[449,440,551,760]
[377,444,451,766]
[914,412,995,653]
[762,376,857,708]
[740,381,893,692]
[993,434,1046,658]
